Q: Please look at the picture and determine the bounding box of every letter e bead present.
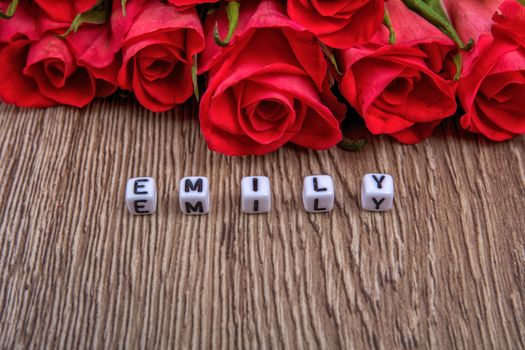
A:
[126,177,157,215]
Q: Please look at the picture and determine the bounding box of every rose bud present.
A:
[338,0,458,144]
[287,0,386,49]
[450,0,525,141]
[117,0,205,112]
[199,0,345,156]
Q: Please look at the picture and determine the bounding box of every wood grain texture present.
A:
[0,98,524,350]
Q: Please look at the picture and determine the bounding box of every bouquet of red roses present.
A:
[0,0,523,155]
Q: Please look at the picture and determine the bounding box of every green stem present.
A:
[0,0,18,19]
[320,42,342,76]
[192,54,200,102]
[383,6,397,44]
[58,0,108,38]
[213,1,240,47]
[403,0,469,50]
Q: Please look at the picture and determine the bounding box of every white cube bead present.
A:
[302,175,334,213]
[179,176,210,215]
[241,176,271,214]
[361,173,394,211]
[126,177,157,215]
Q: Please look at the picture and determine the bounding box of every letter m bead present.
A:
[179,176,210,215]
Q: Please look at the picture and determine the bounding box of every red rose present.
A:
[287,0,385,49]
[0,35,111,107]
[117,0,204,112]
[65,0,147,98]
[0,5,112,107]
[338,0,457,143]
[199,0,345,156]
[455,1,525,140]
[35,0,99,22]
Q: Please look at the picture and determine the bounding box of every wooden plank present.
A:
[0,98,523,349]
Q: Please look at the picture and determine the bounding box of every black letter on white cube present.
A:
[185,201,204,214]
[185,178,203,192]
[372,175,386,189]
[134,179,150,195]
[241,176,271,214]
[313,177,327,192]
[302,175,334,213]
[179,177,210,215]
[361,174,394,211]
[126,177,157,215]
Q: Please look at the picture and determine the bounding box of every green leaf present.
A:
[320,42,342,76]
[58,0,108,38]
[423,0,449,21]
[0,0,18,19]
[518,0,525,6]
[383,6,397,44]
[338,137,368,152]
[213,1,240,47]
[192,54,200,102]
[402,0,470,50]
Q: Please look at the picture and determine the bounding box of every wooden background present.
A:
[0,98,524,349]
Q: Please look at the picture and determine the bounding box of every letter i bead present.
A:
[241,176,271,213]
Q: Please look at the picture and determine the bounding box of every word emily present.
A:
[125,174,395,216]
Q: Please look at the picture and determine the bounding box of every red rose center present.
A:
[256,100,288,122]
[382,77,413,105]
[44,60,66,88]
[140,57,176,81]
